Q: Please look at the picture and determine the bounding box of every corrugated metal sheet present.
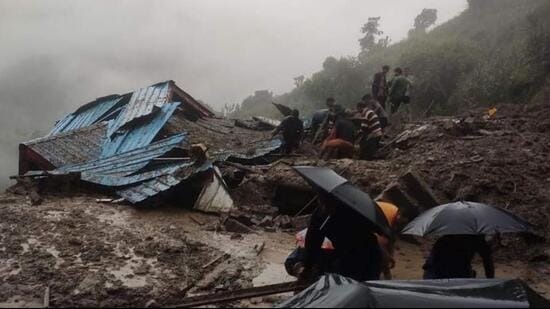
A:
[49,96,122,136]
[81,161,186,187]
[58,133,187,177]
[209,138,282,163]
[194,167,234,213]
[23,122,108,167]
[117,161,213,204]
[109,81,171,135]
[229,138,282,159]
[101,102,180,158]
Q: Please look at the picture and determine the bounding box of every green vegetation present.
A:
[230,0,550,119]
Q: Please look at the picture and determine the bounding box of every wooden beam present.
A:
[167,281,307,308]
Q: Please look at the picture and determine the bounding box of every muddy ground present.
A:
[1,102,550,307]
[0,193,548,308]
[0,193,284,308]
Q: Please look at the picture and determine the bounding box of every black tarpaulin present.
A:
[278,274,550,308]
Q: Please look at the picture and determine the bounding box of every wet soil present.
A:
[2,103,550,307]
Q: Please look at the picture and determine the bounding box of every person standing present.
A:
[388,68,409,114]
[423,235,495,280]
[272,109,304,155]
[372,65,390,110]
[299,194,383,282]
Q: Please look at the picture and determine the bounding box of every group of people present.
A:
[271,66,496,284]
[271,65,413,160]
[284,195,495,283]
[373,65,414,115]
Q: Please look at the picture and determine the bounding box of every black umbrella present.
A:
[401,201,533,237]
[294,166,392,238]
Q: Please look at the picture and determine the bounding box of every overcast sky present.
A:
[0,0,467,110]
[0,0,467,188]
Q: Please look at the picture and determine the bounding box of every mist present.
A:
[0,0,467,189]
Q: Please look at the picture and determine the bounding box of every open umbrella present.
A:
[294,166,392,238]
[401,201,533,237]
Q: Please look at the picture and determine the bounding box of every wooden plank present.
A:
[380,182,419,218]
[43,286,50,308]
[399,171,440,210]
[167,281,307,308]
[202,254,229,269]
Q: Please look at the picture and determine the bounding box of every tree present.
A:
[294,75,305,88]
[359,17,383,53]
[409,9,437,37]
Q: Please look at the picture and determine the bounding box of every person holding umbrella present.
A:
[422,235,494,279]
[292,167,393,282]
[299,193,383,282]
[401,201,533,280]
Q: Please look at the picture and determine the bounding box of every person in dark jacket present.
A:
[272,109,304,155]
[423,235,495,280]
[372,65,390,110]
[298,194,383,282]
[388,67,410,114]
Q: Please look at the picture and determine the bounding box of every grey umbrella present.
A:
[401,201,533,237]
[293,166,392,238]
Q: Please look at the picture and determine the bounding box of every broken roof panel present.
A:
[81,161,184,187]
[22,122,108,168]
[194,167,234,213]
[109,81,171,134]
[58,133,187,177]
[101,102,180,158]
[49,95,123,136]
[117,161,214,204]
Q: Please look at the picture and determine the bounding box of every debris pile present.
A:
[3,81,550,307]
[14,81,283,212]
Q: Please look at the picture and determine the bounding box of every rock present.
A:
[0,197,17,204]
[29,191,43,206]
[224,219,254,234]
[274,215,292,229]
[68,238,82,246]
[230,234,243,240]
[257,216,274,227]
[145,300,158,308]
[291,215,311,230]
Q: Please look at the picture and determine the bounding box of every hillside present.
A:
[232,0,550,119]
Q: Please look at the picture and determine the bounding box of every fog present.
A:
[0,0,467,189]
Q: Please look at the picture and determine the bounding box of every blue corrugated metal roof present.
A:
[101,102,180,158]
[108,81,171,135]
[49,96,122,136]
[117,161,214,204]
[81,161,186,187]
[58,133,187,177]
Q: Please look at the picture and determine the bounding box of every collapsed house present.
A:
[17,81,282,212]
